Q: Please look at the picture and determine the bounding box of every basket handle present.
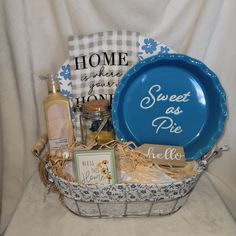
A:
[32,133,48,162]
[201,145,229,167]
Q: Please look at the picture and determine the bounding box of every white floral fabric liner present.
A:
[46,161,205,203]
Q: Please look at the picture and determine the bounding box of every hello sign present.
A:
[137,144,186,167]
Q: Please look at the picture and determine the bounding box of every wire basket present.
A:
[43,146,228,218]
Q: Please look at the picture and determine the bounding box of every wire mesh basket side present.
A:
[62,191,191,217]
[33,136,228,218]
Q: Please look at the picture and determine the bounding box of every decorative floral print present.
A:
[138,37,174,61]
[46,161,205,204]
[61,89,72,100]
[96,160,113,183]
[141,38,158,54]
[60,64,71,81]
[159,46,170,54]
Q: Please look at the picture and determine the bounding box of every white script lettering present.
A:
[151,116,183,134]
[140,84,191,110]
[147,147,184,161]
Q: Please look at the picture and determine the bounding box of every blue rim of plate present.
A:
[112,53,228,161]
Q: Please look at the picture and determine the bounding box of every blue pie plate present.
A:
[112,54,228,160]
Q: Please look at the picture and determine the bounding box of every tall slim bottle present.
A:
[43,74,74,151]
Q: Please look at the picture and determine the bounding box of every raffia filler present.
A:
[32,136,197,192]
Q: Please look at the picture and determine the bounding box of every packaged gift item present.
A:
[80,100,115,146]
[73,149,117,184]
[42,74,74,151]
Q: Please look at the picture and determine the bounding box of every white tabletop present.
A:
[5,173,236,236]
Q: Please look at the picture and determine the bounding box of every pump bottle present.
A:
[42,74,74,151]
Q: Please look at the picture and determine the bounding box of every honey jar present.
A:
[80,100,115,145]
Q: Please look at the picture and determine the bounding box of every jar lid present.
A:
[83,100,109,113]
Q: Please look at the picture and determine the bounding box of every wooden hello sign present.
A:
[137,144,186,167]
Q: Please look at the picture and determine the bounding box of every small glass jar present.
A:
[80,100,115,145]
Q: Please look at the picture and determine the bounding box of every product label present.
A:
[47,103,70,150]
[49,138,68,150]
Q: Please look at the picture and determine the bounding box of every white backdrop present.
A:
[0,0,236,233]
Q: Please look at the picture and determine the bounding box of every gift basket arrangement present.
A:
[32,30,228,217]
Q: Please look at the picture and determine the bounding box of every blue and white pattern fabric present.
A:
[57,31,175,139]
[57,64,75,121]
[58,33,174,105]
[58,64,72,101]
[46,160,205,204]
[138,35,174,60]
